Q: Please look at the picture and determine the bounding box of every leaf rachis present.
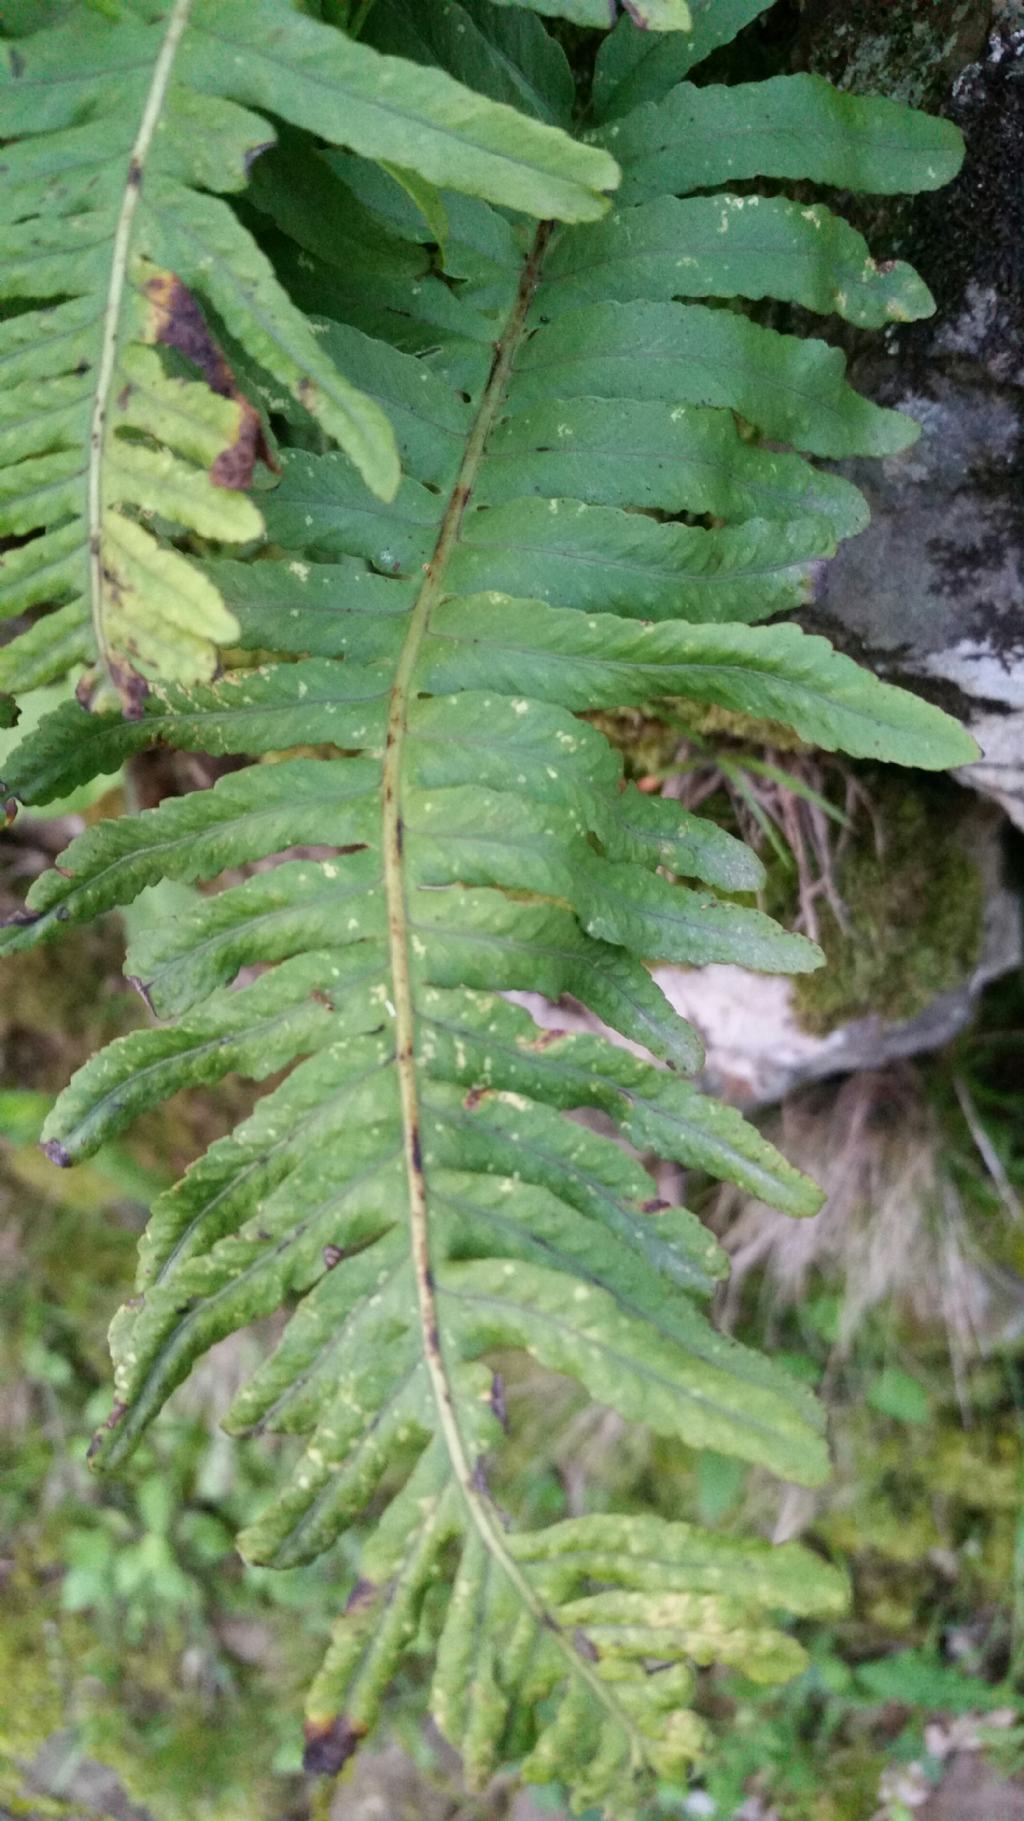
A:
[87,0,194,713]
[380,216,646,1756]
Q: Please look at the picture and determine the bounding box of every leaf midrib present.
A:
[380,216,647,1766]
[88,0,195,702]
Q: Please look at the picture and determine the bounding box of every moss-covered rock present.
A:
[787,776,986,1035]
[794,0,991,108]
[588,700,807,782]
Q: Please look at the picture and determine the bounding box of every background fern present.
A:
[0,0,975,1810]
[0,0,614,710]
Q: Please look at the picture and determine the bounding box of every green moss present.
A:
[589,700,807,780]
[670,699,809,752]
[785,776,985,1035]
[798,1754,889,1821]
[0,1540,304,1821]
[0,1569,68,1759]
[586,707,685,781]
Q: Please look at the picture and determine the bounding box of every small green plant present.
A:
[0,0,976,1808]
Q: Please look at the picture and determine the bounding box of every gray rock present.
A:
[794,0,993,106]
[810,372,1024,829]
[668,802,1019,1106]
[919,1754,1024,1821]
[26,1730,154,1821]
[329,1744,453,1821]
[653,858,1019,1108]
[803,20,1024,828]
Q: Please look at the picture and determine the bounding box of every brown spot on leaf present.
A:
[490,1372,508,1431]
[344,1577,377,1614]
[526,1027,566,1050]
[41,1139,72,1169]
[101,563,124,603]
[144,268,234,397]
[142,266,276,491]
[303,1715,366,1777]
[75,660,148,720]
[322,1244,343,1271]
[463,1086,488,1110]
[87,1400,127,1461]
[210,423,269,491]
[0,906,40,928]
[112,660,149,722]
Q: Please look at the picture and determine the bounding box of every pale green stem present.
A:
[379,219,646,1773]
[87,0,194,700]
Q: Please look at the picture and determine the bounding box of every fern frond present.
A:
[594,1,775,121]
[0,0,615,709]
[0,2,975,1809]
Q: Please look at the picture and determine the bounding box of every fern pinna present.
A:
[0,0,972,1808]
